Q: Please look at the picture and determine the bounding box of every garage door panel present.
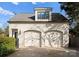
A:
[25,32,40,39]
[45,31,62,48]
[25,38,32,46]
[24,31,41,47]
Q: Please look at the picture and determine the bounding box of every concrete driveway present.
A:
[8,46,79,57]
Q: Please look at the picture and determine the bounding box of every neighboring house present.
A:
[8,8,69,48]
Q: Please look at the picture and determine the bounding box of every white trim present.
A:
[35,8,52,21]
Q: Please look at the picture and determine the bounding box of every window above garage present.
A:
[37,12,49,19]
[35,8,52,21]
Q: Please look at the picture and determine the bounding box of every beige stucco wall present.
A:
[9,23,69,48]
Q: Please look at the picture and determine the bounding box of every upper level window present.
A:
[37,12,49,19]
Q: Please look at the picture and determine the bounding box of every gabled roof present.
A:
[8,13,68,23]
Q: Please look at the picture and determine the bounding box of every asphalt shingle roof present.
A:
[8,13,68,23]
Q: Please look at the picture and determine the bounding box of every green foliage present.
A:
[4,26,9,36]
[0,35,16,56]
[0,28,3,33]
[69,23,79,38]
[59,2,79,21]
[73,23,79,33]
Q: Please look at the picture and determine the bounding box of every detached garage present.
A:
[8,8,69,48]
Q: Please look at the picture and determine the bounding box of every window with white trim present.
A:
[37,12,49,19]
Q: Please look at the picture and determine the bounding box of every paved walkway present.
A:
[8,46,79,57]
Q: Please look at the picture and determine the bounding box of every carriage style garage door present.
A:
[24,30,41,47]
[24,30,63,48]
[45,30,63,48]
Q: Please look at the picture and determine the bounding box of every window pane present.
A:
[37,12,49,19]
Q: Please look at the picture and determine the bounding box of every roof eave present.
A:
[8,21,69,24]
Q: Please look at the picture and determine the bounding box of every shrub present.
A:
[0,35,16,56]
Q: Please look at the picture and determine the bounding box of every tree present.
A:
[0,28,5,37]
[0,28,3,34]
[4,26,9,36]
[59,2,79,23]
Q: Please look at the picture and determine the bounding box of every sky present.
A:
[0,2,66,29]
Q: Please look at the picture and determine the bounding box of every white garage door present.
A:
[24,30,41,47]
[45,31,63,48]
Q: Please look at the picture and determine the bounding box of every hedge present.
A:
[0,35,16,56]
